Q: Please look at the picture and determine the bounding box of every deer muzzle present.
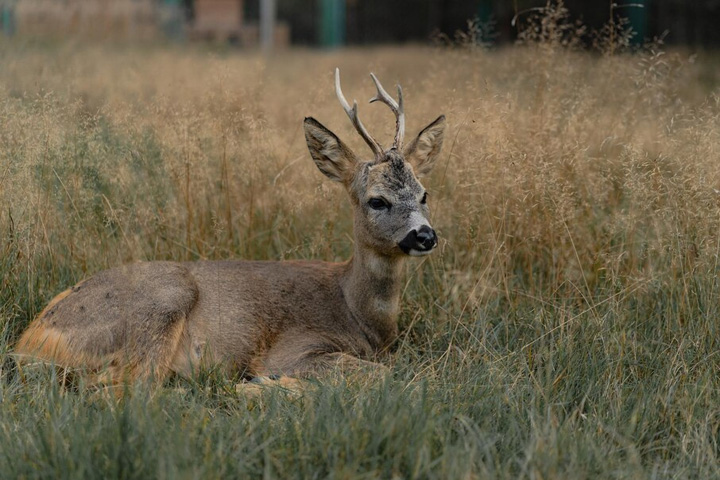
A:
[399,225,438,256]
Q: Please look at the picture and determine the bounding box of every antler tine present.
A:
[335,68,383,158]
[369,73,405,150]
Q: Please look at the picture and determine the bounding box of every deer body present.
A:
[170,254,404,377]
[15,69,446,385]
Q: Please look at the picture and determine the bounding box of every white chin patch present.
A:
[407,248,434,257]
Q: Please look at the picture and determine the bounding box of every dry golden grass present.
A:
[2,39,718,314]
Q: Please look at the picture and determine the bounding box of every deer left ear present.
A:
[403,115,446,177]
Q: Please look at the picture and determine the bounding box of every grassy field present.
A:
[2,14,720,479]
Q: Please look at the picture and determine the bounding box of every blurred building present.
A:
[1,0,289,45]
[7,0,160,40]
[188,0,289,45]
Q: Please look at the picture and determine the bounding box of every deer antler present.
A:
[335,68,383,158]
[369,73,405,150]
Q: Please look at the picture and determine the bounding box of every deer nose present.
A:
[416,226,437,250]
[398,225,438,255]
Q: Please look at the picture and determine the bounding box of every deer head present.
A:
[304,68,446,258]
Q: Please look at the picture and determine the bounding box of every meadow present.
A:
[2,12,720,479]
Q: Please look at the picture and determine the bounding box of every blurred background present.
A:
[0,0,719,49]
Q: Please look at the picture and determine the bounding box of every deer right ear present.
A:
[304,117,358,183]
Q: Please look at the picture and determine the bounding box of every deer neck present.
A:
[341,244,404,351]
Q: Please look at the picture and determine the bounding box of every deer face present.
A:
[351,149,437,257]
[303,69,445,258]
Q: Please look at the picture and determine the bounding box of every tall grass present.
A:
[2,9,720,478]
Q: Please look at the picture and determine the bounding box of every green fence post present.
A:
[162,0,184,41]
[1,3,16,37]
[476,0,494,45]
[320,0,345,48]
[625,0,647,46]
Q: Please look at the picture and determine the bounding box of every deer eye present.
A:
[368,197,390,210]
[421,192,428,204]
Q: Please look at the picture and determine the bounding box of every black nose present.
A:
[416,226,437,250]
[398,225,438,254]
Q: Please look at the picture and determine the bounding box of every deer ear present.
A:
[404,115,446,177]
[304,117,358,183]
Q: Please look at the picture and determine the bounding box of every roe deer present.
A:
[14,68,446,389]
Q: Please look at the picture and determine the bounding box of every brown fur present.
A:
[15,74,446,391]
